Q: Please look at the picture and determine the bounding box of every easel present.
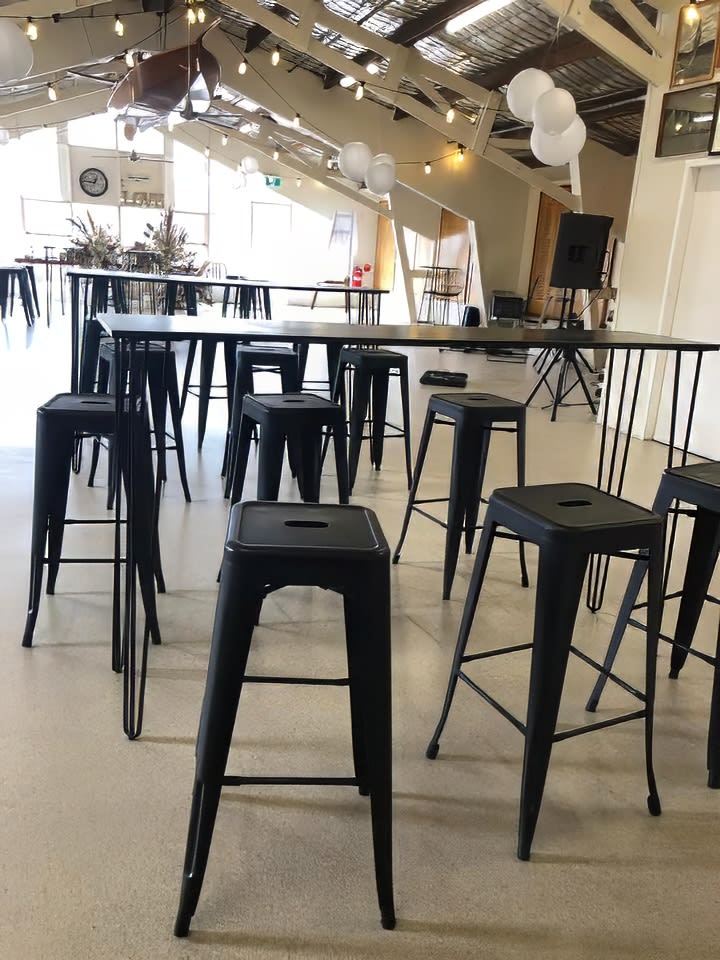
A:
[525,287,598,421]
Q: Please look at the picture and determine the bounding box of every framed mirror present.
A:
[656,84,719,157]
[672,1,720,86]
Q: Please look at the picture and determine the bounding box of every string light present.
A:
[339,76,355,88]
[683,0,700,24]
[114,15,124,37]
[167,114,175,132]
[327,157,334,170]
[47,83,57,102]
[186,4,197,24]
[296,177,302,187]
[222,133,229,146]
[366,61,380,75]
[457,144,465,162]
[271,46,280,66]
[272,147,280,160]
[124,50,134,67]
[238,58,247,75]
[197,4,206,23]
[355,82,365,101]
[26,18,38,41]
[424,161,431,174]
[293,113,301,128]
[446,106,455,123]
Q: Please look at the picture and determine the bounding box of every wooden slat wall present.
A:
[527,193,564,317]
[437,208,471,299]
[374,201,396,290]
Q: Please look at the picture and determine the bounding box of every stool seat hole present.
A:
[557,499,592,508]
[284,519,330,529]
[282,399,305,403]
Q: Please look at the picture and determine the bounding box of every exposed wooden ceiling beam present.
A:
[473,33,603,90]
[245,25,271,54]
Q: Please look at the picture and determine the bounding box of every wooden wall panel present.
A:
[527,193,564,317]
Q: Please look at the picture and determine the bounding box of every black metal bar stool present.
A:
[174,500,395,936]
[22,394,163,668]
[222,344,300,498]
[393,393,529,600]
[90,340,192,503]
[230,393,349,505]
[586,461,720,787]
[330,347,412,493]
[426,482,664,860]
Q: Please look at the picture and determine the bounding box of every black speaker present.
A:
[550,213,613,291]
[462,306,481,327]
[142,0,172,11]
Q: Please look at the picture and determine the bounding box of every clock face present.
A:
[79,167,109,198]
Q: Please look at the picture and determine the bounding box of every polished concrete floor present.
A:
[1,304,719,960]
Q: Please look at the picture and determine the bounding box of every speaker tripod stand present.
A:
[525,288,598,422]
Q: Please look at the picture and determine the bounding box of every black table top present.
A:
[68,267,389,295]
[97,314,719,352]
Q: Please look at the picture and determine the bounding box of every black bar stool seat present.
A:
[230,393,349,505]
[91,339,192,503]
[393,392,529,599]
[587,461,720,787]
[426,482,664,860]
[331,347,412,493]
[174,500,395,936]
[223,344,300,497]
[22,394,163,667]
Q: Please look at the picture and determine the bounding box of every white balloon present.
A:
[241,155,259,174]
[365,156,395,195]
[506,68,554,123]
[338,141,372,182]
[0,22,33,84]
[532,87,577,136]
[530,116,587,167]
[373,152,396,172]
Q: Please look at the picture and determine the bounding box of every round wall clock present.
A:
[79,167,109,198]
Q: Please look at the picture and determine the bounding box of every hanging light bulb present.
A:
[197,4,206,23]
[457,144,465,162]
[204,146,210,158]
[296,177,302,187]
[272,147,280,160]
[271,46,280,66]
[47,83,57,102]
[26,18,38,41]
[683,0,700,24]
[114,15,124,37]
[238,58,247,75]
[424,161,431,174]
[124,50,134,68]
[167,114,175,132]
[366,61,380,75]
[446,106,455,123]
[355,82,365,101]
[339,75,356,88]
[326,157,334,170]
[222,134,229,146]
[186,4,197,24]
[293,113,301,128]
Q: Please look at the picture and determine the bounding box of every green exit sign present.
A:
[264,176,282,188]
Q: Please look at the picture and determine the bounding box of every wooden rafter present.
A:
[473,33,604,90]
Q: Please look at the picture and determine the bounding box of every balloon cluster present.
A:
[337,142,396,195]
[0,21,34,84]
[506,69,586,167]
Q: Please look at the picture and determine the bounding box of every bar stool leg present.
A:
[180,340,197,416]
[443,424,485,601]
[515,416,529,587]
[370,370,389,471]
[165,354,193,503]
[348,369,371,492]
[670,508,720,677]
[398,365,413,489]
[707,619,720,788]
[147,360,169,484]
[197,340,217,450]
[462,427,491,556]
[46,434,74,595]
[344,594,369,797]
[644,546,662,815]
[393,408,435,563]
[256,424,286,501]
[229,415,255,505]
[518,547,588,860]
[331,420,350,505]
[427,520,498,758]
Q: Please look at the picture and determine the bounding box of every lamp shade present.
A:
[365,155,395,195]
[0,22,33,83]
[338,141,373,182]
[241,155,259,174]
[506,68,554,122]
[530,116,587,166]
[532,87,577,136]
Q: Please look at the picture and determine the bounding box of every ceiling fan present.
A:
[94,150,173,163]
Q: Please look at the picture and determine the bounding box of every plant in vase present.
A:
[142,207,196,275]
[67,211,122,268]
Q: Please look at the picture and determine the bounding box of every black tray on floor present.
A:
[419,370,468,387]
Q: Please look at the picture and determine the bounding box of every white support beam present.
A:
[0,82,106,121]
[607,0,666,55]
[483,144,580,210]
[540,0,668,85]
[1,0,109,16]
[0,88,109,130]
[489,137,532,150]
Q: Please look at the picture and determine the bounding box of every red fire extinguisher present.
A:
[351,265,363,288]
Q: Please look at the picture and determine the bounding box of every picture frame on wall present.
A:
[656,83,719,157]
[671,1,720,87]
[709,92,720,152]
